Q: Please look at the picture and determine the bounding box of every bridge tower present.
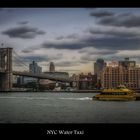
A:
[0,48,13,91]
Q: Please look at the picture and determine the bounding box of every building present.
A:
[29,61,42,74]
[101,65,140,89]
[16,61,42,85]
[101,66,123,89]
[94,58,106,81]
[17,76,37,85]
[39,79,56,90]
[70,74,79,81]
[78,73,97,90]
[70,74,80,88]
[126,67,140,89]
[119,57,136,68]
[49,62,55,72]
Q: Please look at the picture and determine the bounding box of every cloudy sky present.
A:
[1,8,140,74]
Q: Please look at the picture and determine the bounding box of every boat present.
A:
[93,85,136,101]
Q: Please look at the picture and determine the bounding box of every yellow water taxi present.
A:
[93,85,136,101]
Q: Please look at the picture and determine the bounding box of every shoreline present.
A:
[1,89,140,93]
[0,90,101,93]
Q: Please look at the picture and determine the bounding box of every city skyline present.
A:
[1,8,140,74]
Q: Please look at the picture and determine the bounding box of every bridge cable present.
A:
[12,50,29,71]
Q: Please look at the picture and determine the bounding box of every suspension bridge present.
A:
[0,47,73,91]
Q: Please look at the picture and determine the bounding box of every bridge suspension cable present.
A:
[13,50,29,71]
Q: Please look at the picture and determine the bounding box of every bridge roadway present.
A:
[13,71,73,82]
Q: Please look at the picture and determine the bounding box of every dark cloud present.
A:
[40,11,140,51]
[90,11,114,17]
[17,53,63,64]
[95,12,140,27]
[42,42,85,50]
[42,33,140,51]
[56,36,64,40]
[78,48,118,55]
[2,26,46,39]
[88,28,140,38]
[48,25,140,51]
[83,26,140,50]
[79,48,120,62]
[88,50,118,55]
[56,34,78,40]
[21,56,47,62]
[21,49,33,53]
[80,53,121,62]
[18,21,29,25]
[89,9,140,27]
[84,37,140,50]
[22,52,63,63]
[66,34,78,39]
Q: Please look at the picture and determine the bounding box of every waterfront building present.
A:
[29,61,42,74]
[101,65,140,89]
[49,62,55,72]
[71,74,79,81]
[94,58,106,81]
[78,73,97,90]
[70,74,80,88]
[39,79,55,90]
[17,76,37,85]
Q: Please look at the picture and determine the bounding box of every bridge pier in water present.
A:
[0,48,13,91]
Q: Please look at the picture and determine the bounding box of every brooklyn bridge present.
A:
[0,47,73,91]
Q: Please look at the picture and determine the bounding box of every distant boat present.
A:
[93,85,136,101]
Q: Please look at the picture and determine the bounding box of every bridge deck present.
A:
[13,71,73,82]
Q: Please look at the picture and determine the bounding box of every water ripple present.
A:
[59,97,92,100]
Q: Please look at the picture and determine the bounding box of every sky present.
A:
[1,8,140,74]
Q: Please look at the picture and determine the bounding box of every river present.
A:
[0,92,140,123]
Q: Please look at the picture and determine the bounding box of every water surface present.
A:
[0,92,140,123]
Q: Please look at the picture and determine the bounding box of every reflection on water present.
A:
[0,92,140,123]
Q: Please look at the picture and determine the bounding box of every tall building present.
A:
[49,62,55,72]
[101,66,140,89]
[29,61,42,74]
[119,57,136,68]
[94,58,106,80]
